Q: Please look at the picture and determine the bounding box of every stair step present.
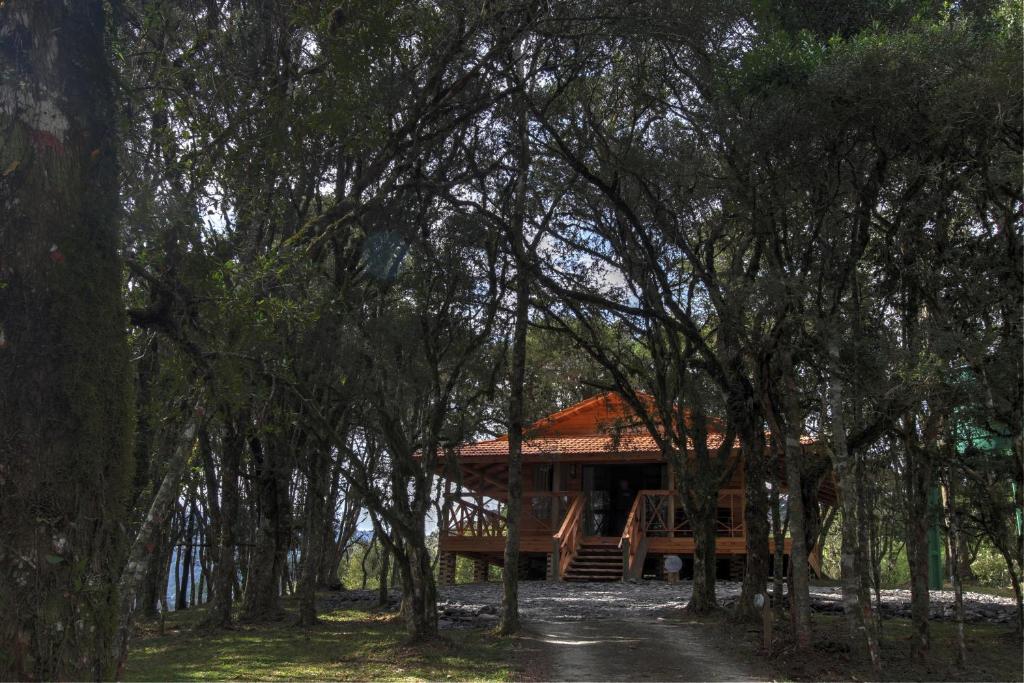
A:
[565,574,622,580]
[577,549,621,555]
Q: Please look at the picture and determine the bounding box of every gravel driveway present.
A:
[325,579,1017,628]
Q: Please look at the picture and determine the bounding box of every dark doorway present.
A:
[582,463,664,536]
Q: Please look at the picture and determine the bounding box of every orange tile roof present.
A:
[452,432,737,459]
[443,391,815,460]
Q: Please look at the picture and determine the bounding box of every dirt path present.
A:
[520,617,767,682]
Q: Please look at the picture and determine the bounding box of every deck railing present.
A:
[441,491,579,538]
[443,498,507,537]
[619,489,745,577]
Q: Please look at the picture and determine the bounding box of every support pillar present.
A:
[472,557,489,583]
[517,554,530,580]
[439,552,457,586]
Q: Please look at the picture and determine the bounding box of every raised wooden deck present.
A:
[438,532,793,556]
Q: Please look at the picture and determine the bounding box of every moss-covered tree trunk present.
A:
[0,2,132,678]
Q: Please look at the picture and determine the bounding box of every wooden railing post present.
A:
[621,537,630,580]
[667,491,675,540]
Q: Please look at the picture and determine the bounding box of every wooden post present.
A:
[667,468,676,538]
[441,478,452,538]
[551,464,562,529]
[472,557,488,582]
[550,541,560,581]
[439,552,457,586]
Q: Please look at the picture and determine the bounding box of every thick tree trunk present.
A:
[0,3,132,678]
[241,436,291,621]
[113,418,199,677]
[397,541,439,641]
[737,408,770,620]
[688,502,718,613]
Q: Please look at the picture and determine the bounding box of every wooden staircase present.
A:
[563,540,623,582]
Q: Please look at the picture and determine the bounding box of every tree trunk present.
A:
[297,448,329,626]
[827,343,880,670]
[113,418,199,677]
[316,460,348,591]
[943,475,966,667]
[738,408,771,620]
[688,500,718,613]
[241,436,290,621]
[176,509,195,611]
[783,436,812,649]
[377,542,390,607]
[771,350,812,649]
[141,522,170,620]
[0,3,132,678]
[770,451,786,618]
[902,419,932,660]
[396,540,439,641]
[499,43,532,637]
[203,418,244,628]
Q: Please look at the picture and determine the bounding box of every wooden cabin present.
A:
[437,392,833,583]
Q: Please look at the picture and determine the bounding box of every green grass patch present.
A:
[124,602,518,681]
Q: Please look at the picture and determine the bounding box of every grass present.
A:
[124,600,518,681]
[122,594,1022,681]
[709,611,1023,682]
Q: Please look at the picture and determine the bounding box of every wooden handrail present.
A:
[553,492,585,540]
[554,492,586,579]
[619,492,647,579]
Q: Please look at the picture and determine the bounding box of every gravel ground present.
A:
[323,580,1018,629]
